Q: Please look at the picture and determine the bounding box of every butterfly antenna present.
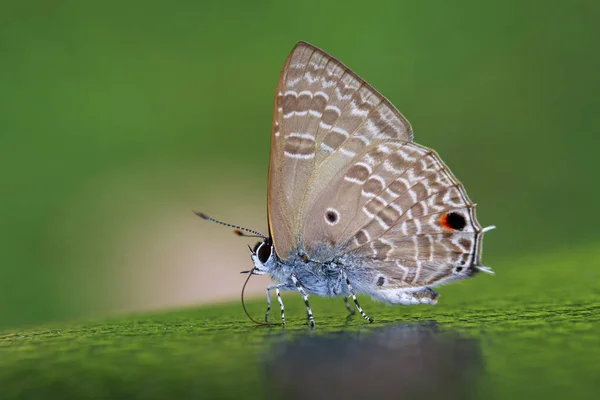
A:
[194,211,266,239]
[241,269,272,326]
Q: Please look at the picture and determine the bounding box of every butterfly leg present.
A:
[290,273,315,327]
[265,283,289,325]
[343,297,356,315]
[341,269,373,323]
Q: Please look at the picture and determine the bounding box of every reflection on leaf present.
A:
[265,323,483,400]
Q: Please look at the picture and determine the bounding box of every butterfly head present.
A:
[250,238,276,273]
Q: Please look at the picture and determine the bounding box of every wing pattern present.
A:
[268,42,412,260]
[304,139,484,288]
[267,42,490,294]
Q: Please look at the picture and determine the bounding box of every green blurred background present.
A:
[0,0,598,330]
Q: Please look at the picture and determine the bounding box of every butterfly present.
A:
[198,41,495,327]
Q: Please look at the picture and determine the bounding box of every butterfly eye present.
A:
[257,242,272,264]
[440,212,467,231]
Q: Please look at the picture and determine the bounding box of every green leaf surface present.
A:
[1,244,599,400]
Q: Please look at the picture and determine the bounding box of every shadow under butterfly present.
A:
[197,41,495,326]
[263,323,484,400]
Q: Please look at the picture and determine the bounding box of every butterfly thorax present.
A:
[251,241,348,297]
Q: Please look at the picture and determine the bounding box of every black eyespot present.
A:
[446,212,467,231]
[325,210,338,223]
[459,260,466,265]
[376,276,385,286]
[257,243,272,264]
[455,266,463,273]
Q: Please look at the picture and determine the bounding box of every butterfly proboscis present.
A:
[195,211,273,326]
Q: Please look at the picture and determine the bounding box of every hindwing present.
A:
[302,139,486,288]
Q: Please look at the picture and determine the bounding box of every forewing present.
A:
[268,42,413,260]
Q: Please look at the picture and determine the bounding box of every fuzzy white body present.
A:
[251,243,440,306]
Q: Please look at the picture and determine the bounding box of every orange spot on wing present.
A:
[439,214,452,230]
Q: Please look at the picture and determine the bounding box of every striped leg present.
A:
[265,283,288,326]
[341,269,373,323]
[343,297,356,315]
[290,274,315,327]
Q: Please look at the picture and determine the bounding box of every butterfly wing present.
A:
[268,42,413,260]
[302,138,489,300]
